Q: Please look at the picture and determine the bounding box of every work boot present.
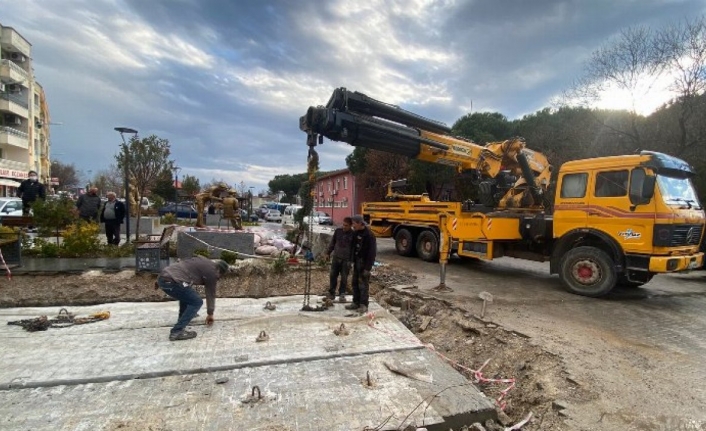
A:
[169,330,197,341]
[345,303,360,310]
[338,295,347,303]
[358,305,368,314]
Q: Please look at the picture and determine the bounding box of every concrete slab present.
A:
[0,296,495,430]
[177,230,255,259]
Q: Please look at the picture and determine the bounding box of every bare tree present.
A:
[562,26,666,149]
[653,16,706,156]
[90,165,123,196]
[115,135,173,240]
[50,161,79,191]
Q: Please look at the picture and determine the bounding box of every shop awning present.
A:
[0,179,22,187]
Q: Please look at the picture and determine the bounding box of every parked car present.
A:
[157,203,204,219]
[282,205,303,225]
[304,211,332,225]
[0,198,24,218]
[264,209,282,223]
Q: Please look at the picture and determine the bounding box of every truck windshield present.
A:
[657,175,702,209]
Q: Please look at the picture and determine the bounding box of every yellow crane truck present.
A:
[300,88,705,297]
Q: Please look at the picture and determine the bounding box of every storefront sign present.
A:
[0,169,29,179]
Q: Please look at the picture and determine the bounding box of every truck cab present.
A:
[552,151,704,296]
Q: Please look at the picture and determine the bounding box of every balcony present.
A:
[0,27,31,57]
[0,59,29,83]
[0,93,29,119]
[0,126,29,149]
[0,158,29,176]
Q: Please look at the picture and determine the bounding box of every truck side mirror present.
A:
[629,169,654,208]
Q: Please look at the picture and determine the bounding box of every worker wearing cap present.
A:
[345,214,377,314]
[156,257,230,341]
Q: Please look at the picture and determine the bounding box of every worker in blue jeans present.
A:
[156,257,229,341]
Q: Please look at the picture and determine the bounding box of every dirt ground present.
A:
[1,262,571,430]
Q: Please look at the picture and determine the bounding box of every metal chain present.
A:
[301,141,319,310]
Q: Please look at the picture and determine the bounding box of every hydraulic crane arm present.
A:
[301,88,552,209]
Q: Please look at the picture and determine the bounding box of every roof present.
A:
[315,168,350,181]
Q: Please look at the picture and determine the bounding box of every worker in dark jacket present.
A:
[345,215,377,314]
[156,257,230,341]
[324,216,353,302]
[76,187,101,222]
[16,170,46,216]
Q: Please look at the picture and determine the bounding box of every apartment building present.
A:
[0,23,50,197]
[312,168,360,225]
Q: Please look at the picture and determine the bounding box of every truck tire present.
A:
[559,246,617,297]
[416,230,439,262]
[395,228,416,257]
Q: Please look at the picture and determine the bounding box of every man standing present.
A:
[156,257,230,341]
[345,215,377,314]
[16,170,46,216]
[76,187,101,222]
[324,216,353,302]
[100,192,126,245]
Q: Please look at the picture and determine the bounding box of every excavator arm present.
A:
[301,88,552,209]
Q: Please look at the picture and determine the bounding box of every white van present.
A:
[282,205,303,225]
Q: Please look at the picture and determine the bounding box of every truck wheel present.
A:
[559,246,617,297]
[417,230,439,262]
[395,228,416,257]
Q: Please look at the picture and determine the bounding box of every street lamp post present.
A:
[114,127,138,242]
[172,166,181,204]
[248,186,255,218]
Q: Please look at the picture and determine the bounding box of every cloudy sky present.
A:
[3,0,704,192]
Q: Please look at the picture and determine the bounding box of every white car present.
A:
[303,211,333,226]
[264,209,282,223]
[0,198,24,218]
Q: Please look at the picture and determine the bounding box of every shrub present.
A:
[271,253,287,274]
[60,222,101,257]
[101,243,135,258]
[31,195,76,239]
[160,213,177,225]
[193,248,210,258]
[220,250,238,264]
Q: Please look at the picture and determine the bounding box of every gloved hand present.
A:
[206,314,214,326]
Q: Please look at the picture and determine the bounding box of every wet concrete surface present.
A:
[374,237,706,429]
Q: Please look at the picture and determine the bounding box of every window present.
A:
[336,179,340,190]
[560,173,588,198]
[343,176,348,190]
[328,181,332,192]
[595,170,628,197]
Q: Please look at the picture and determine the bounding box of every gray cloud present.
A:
[2,0,704,191]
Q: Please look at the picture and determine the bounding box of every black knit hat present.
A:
[215,260,229,274]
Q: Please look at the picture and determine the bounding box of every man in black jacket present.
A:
[16,170,46,216]
[100,192,126,245]
[324,216,353,302]
[345,215,377,314]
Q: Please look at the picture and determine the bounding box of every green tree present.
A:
[452,112,513,143]
[181,175,201,197]
[151,169,176,202]
[268,173,307,203]
[115,134,173,240]
[31,195,76,244]
[345,147,368,174]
